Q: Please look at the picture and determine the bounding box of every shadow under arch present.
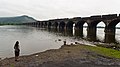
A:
[40,22,44,28]
[66,20,74,29]
[97,21,106,42]
[105,19,120,43]
[65,21,75,36]
[86,20,104,41]
[43,22,48,28]
[58,21,65,34]
[47,22,52,28]
[74,20,87,38]
[53,22,58,28]
[59,21,65,29]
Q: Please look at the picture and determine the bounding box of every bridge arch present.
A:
[44,22,48,27]
[108,19,120,27]
[42,22,46,27]
[83,22,88,38]
[75,20,86,28]
[96,21,106,42]
[53,22,58,28]
[105,19,120,33]
[104,19,120,43]
[66,20,74,29]
[40,22,44,27]
[74,20,87,37]
[37,21,41,27]
[48,22,52,28]
[59,21,65,29]
[86,20,102,41]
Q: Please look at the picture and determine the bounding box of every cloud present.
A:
[0,0,120,20]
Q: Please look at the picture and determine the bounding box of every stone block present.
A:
[102,14,117,19]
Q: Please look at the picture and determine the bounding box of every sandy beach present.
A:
[0,44,120,67]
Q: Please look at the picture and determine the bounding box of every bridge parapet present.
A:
[71,17,81,23]
[73,17,81,19]
[55,18,69,23]
[81,17,91,22]
[90,15,102,20]
[102,14,117,19]
[81,17,101,23]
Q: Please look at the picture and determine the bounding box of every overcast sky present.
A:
[0,0,120,20]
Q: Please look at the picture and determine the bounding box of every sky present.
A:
[0,0,120,21]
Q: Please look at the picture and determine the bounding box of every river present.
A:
[0,25,120,58]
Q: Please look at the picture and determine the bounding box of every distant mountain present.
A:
[0,15,37,25]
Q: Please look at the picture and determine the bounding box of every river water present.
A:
[0,25,120,58]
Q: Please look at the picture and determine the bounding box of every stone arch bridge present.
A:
[23,14,120,43]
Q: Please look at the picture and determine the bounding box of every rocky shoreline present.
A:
[0,44,120,67]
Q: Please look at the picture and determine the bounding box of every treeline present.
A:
[0,22,23,25]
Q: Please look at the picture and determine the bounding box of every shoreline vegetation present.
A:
[0,43,120,67]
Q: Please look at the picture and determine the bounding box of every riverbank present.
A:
[0,44,120,67]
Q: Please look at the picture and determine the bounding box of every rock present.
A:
[58,39,61,41]
[113,47,116,49]
[35,55,38,57]
[67,51,71,53]
[75,42,78,44]
[70,43,74,45]
[63,41,66,45]
[55,40,57,42]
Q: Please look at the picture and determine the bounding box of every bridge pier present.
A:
[65,29,73,36]
[74,21,85,37]
[52,27,58,33]
[66,21,74,29]
[74,27,83,37]
[47,22,51,28]
[53,22,58,28]
[42,22,45,28]
[104,26,116,43]
[87,25,97,41]
[37,21,41,27]
[40,22,43,28]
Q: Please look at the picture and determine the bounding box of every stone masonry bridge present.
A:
[23,14,120,43]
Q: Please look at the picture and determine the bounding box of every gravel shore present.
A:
[0,44,120,67]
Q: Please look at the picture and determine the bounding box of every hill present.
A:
[0,15,37,25]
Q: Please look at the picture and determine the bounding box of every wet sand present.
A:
[0,44,120,67]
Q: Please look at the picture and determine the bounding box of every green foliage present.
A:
[10,64,14,67]
[84,45,120,59]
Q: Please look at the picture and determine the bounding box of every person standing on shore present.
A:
[14,41,20,61]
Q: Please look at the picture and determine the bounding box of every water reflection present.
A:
[39,26,120,43]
